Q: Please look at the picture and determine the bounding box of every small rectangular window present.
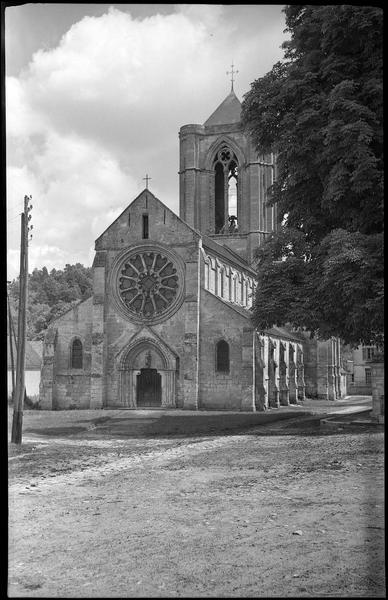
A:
[362,346,375,361]
[142,214,149,239]
[365,368,372,384]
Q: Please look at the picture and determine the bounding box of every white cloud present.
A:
[6,5,286,279]
[7,132,138,278]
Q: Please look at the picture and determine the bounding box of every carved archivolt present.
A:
[204,136,245,170]
[119,337,176,371]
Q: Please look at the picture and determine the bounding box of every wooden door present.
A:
[136,368,162,407]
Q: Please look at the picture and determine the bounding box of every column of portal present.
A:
[297,345,306,401]
[280,341,290,406]
[327,339,335,400]
[273,340,280,408]
[288,343,297,403]
[263,336,270,409]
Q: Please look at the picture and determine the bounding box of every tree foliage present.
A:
[241,5,383,347]
[8,264,93,340]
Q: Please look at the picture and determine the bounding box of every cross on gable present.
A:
[226,62,239,92]
[143,174,152,189]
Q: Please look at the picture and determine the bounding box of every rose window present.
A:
[118,252,179,319]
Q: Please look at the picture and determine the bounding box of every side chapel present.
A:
[39,88,347,410]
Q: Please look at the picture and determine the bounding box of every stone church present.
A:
[39,88,347,411]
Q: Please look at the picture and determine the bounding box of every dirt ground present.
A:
[8,404,385,598]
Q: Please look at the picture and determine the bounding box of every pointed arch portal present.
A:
[118,337,177,408]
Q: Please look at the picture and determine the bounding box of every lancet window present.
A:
[216,340,230,373]
[71,338,83,369]
[213,146,239,234]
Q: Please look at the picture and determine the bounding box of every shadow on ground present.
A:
[23,409,381,440]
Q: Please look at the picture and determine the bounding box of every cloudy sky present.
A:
[6,3,288,280]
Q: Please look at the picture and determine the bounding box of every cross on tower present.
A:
[226,62,239,92]
[143,174,152,189]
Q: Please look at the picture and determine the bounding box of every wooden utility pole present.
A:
[11,195,32,444]
[7,284,16,399]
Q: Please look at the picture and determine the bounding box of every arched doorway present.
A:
[119,338,177,409]
[136,368,162,407]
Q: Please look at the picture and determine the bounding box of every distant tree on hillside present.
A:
[8,263,93,340]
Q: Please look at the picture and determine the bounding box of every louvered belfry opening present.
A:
[214,162,225,233]
[213,146,239,234]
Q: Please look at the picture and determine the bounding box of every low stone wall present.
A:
[369,359,384,423]
[347,384,372,396]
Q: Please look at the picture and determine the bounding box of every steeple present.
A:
[226,61,239,93]
[179,74,277,264]
[204,90,242,127]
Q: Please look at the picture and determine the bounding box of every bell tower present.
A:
[179,87,277,264]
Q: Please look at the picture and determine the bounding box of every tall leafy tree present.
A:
[241,5,383,347]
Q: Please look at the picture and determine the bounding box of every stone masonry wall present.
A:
[199,290,254,410]
[97,190,201,409]
[45,298,93,409]
[179,120,275,264]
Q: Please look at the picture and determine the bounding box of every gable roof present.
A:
[30,341,43,359]
[203,289,253,321]
[7,336,42,370]
[204,91,242,126]
[202,234,256,275]
[264,326,306,343]
[95,188,201,245]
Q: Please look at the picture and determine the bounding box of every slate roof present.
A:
[204,292,306,343]
[203,289,252,320]
[264,326,306,343]
[204,91,242,126]
[7,336,43,370]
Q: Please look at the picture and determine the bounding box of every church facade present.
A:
[39,90,346,411]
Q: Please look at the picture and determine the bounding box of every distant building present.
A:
[347,345,376,395]
[7,335,43,399]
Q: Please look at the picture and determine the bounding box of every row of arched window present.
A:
[204,254,255,308]
[256,335,304,367]
[69,335,304,378]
